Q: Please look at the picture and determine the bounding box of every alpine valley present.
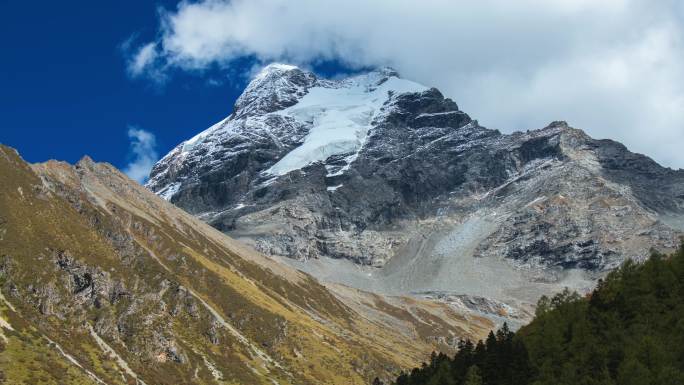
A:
[147,63,684,322]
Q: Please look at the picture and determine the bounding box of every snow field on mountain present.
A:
[267,75,427,176]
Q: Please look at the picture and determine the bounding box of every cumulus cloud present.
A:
[124,128,159,184]
[130,0,684,168]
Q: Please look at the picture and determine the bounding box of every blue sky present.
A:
[0,1,252,172]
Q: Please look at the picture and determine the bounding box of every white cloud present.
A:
[131,0,684,168]
[124,128,159,184]
[128,42,159,76]
[125,40,171,84]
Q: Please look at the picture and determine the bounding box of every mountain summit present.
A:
[147,64,684,316]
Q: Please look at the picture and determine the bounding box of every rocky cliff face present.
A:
[147,63,684,312]
[0,145,491,384]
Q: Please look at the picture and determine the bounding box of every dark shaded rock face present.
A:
[147,64,684,304]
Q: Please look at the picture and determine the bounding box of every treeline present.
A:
[377,244,684,385]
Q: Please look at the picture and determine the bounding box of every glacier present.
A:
[266,70,427,176]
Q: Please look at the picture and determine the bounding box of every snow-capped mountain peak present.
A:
[254,62,300,78]
[233,63,316,119]
[147,64,434,195]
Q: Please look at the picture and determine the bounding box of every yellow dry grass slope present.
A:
[0,145,492,384]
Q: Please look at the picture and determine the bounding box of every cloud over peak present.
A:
[128,0,684,168]
[124,128,159,184]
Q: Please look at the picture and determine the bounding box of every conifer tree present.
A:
[464,366,483,385]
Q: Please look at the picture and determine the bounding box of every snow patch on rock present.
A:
[158,182,181,201]
[266,74,428,176]
[181,118,230,154]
